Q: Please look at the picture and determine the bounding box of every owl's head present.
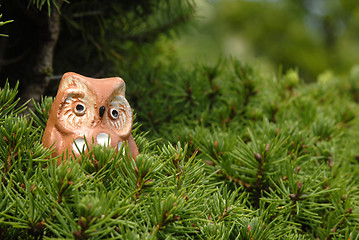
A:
[43,72,138,159]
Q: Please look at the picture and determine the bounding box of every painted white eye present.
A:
[109,108,119,120]
[74,103,86,116]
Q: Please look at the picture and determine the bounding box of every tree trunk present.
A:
[0,0,63,108]
[24,1,63,107]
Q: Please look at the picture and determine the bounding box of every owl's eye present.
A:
[74,103,86,116]
[109,108,119,119]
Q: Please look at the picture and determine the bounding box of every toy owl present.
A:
[42,72,139,162]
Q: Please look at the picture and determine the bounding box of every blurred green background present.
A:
[175,0,359,81]
[2,0,359,100]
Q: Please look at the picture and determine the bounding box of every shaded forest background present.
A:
[1,0,359,102]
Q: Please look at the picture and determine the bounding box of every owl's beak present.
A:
[99,106,105,118]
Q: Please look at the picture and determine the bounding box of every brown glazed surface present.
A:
[42,72,139,164]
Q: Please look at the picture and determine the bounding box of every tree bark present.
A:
[0,0,63,108]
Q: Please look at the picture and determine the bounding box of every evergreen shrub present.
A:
[1,59,359,239]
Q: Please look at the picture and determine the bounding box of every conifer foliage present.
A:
[1,58,359,239]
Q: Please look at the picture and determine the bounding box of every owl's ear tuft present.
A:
[114,79,126,97]
[59,73,87,92]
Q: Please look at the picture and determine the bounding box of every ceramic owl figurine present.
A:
[42,72,139,162]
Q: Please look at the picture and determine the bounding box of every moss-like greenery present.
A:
[1,59,359,239]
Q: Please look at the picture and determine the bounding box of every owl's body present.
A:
[42,72,139,163]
